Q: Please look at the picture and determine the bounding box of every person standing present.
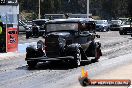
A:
[32,23,39,37]
[0,15,6,52]
[0,15,3,34]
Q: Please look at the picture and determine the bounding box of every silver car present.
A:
[95,20,110,32]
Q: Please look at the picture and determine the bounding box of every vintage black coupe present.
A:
[25,19,102,68]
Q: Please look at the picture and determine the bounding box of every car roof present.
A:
[96,20,107,21]
[95,20,108,23]
[119,18,129,20]
[111,20,121,22]
[33,19,49,22]
[46,18,93,24]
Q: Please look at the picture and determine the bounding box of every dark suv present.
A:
[25,19,102,68]
[26,19,49,39]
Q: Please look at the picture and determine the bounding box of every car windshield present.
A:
[119,18,129,22]
[111,21,121,25]
[46,23,78,33]
[26,21,32,25]
[33,20,46,26]
[96,20,107,24]
[123,21,132,25]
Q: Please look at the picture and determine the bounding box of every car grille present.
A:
[45,36,60,57]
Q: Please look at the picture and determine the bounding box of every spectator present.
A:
[32,23,39,37]
[0,15,3,34]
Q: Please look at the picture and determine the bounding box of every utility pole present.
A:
[38,0,41,19]
[87,0,89,18]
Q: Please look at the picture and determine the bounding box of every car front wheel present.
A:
[26,32,30,39]
[91,48,102,63]
[27,61,37,68]
[119,31,124,35]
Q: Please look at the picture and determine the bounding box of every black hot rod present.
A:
[25,18,102,68]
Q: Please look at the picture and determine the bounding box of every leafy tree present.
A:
[18,0,132,19]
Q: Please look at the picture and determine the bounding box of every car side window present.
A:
[79,22,96,36]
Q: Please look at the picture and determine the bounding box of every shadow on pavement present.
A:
[16,61,93,71]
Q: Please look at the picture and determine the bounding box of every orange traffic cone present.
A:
[85,71,88,77]
[81,68,88,78]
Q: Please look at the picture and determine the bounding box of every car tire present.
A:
[91,48,101,63]
[26,33,30,39]
[27,61,37,68]
[119,31,123,35]
[124,32,127,35]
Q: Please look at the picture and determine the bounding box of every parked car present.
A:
[119,21,132,35]
[25,19,102,68]
[18,19,32,32]
[110,20,122,31]
[118,18,129,24]
[95,20,110,32]
[26,19,49,39]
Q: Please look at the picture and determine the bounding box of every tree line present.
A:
[18,0,132,19]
